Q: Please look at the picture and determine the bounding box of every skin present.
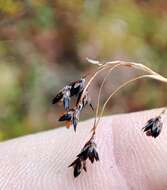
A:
[0,108,166,190]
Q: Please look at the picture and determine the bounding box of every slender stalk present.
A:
[94,62,130,125]
[94,61,167,124]
[87,58,167,134]
[92,74,167,133]
[94,68,113,126]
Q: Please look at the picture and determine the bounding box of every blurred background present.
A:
[0,0,166,141]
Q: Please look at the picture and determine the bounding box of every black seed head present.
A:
[69,139,99,178]
[143,116,163,138]
[52,77,85,108]
[77,139,99,163]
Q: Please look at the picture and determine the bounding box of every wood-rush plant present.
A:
[52,58,167,178]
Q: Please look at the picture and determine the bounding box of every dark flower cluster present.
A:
[69,139,99,177]
[142,116,163,138]
[51,59,167,179]
[52,78,85,110]
[52,77,93,131]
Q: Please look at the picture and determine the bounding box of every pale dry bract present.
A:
[53,58,167,177]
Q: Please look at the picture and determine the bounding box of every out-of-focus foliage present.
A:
[0,0,166,141]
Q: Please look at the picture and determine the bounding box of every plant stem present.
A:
[86,58,167,134]
[94,61,167,123]
[94,68,113,126]
[94,62,131,125]
[92,74,167,133]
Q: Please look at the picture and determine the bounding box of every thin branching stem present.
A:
[94,62,137,125]
[94,61,167,123]
[94,68,113,126]
[87,58,167,135]
[94,62,130,124]
[91,74,167,134]
[79,60,126,106]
